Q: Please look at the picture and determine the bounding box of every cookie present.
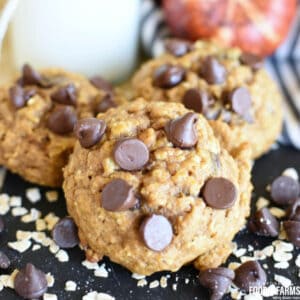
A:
[0,64,123,187]
[131,40,283,158]
[63,99,252,275]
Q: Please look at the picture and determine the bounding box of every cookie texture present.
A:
[0,66,122,187]
[63,100,252,275]
[131,40,283,158]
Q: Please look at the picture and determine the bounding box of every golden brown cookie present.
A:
[0,65,123,187]
[131,40,283,158]
[63,99,252,275]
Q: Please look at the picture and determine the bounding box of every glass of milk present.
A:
[9,0,140,82]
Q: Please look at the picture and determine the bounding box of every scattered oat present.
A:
[36,219,47,231]
[233,248,247,258]
[26,188,41,203]
[137,278,147,287]
[228,262,241,270]
[82,291,115,300]
[274,261,289,269]
[9,196,22,207]
[82,260,99,270]
[94,264,108,278]
[8,239,32,253]
[273,251,293,262]
[172,283,177,291]
[240,256,255,263]
[0,194,10,215]
[132,273,145,280]
[46,273,55,287]
[0,269,18,288]
[65,280,77,291]
[44,213,60,230]
[261,245,274,257]
[16,230,33,240]
[43,294,58,300]
[149,280,159,289]
[256,197,270,210]
[45,190,59,202]
[21,208,41,223]
[55,249,69,262]
[273,240,294,252]
[253,250,266,260]
[11,206,28,216]
[49,242,59,254]
[282,168,298,181]
[160,276,168,288]
[269,207,285,218]
[32,244,41,251]
[274,274,292,287]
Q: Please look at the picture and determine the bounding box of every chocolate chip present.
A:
[96,94,117,113]
[283,220,300,247]
[199,267,234,300]
[202,177,237,209]
[21,64,43,86]
[114,138,149,171]
[234,261,267,292]
[51,84,77,106]
[287,198,300,221]
[0,251,10,269]
[140,214,173,252]
[23,88,37,102]
[47,106,77,135]
[153,64,186,89]
[9,85,25,109]
[182,89,210,113]
[227,87,252,116]
[90,76,113,95]
[165,112,198,148]
[199,56,227,84]
[52,217,79,248]
[248,207,279,237]
[101,179,138,211]
[0,216,4,233]
[240,53,264,71]
[271,175,300,205]
[14,263,48,299]
[165,38,193,57]
[74,118,106,148]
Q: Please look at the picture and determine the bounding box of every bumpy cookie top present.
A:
[63,99,251,275]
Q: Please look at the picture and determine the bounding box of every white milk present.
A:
[10,0,140,81]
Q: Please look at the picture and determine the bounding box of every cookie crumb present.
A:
[43,293,58,300]
[269,207,285,218]
[0,269,18,288]
[46,273,55,287]
[9,196,22,207]
[21,208,41,223]
[55,249,69,262]
[45,191,59,202]
[82,291,115,300]
[0,194,10,215]
[282,168,298,181]
[94,264,108,278]
[160,276,168,288]
[149,280,159,289]
[11,206,28,217]
[82,260,99,270]
[274,274,292,287]
[172,283,177,291]
[256,197,270,210]
[16,230,32,240]
[8,239,31,253]
[233,248,247,258]
[65,280,77,291]
[261,245,274,257]
[26,188,41,203]
[132,273,145,280]
[36,219,47,231]
[44,213,60,230]
[274,261,289,269]
[228,262,241,270]
[295,254,300,267]
[137,278,147,287]
[32,244,41,251]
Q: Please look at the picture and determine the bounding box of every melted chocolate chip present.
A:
[234,261,267,292]
[47,106,77,135]
[140,214,173,252]
[101,179,138,211]
[0,251,10,269]
[74,118,106,148]
[114,138,149,171]
[287,198,300,221]
[182,89,210,113]
[14,263,48,299]
[199,57,227,84]
[51,84,77,106]
[240,53,264,71]
[52,217,79,248]
[227,87,252,116]
[199,267,235,300]
[271,175,300,205]
[90,76,113,95]
[96,94,117,113]
[153,64,186,89]
[202,177,237,209]
[165,38,193,57]
[165,112,198,148]
[248,207,279,237]
[283,221,300,247]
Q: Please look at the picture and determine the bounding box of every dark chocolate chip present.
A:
[283,220,300,247]
[199,267,234,300]
[101,179,138,211]
[23,88,37,102]
[153,64,186,89]
[202,177,237,209]
[0,251,10,269]
[182,89,210,113]
[9,85,26,109]
[248,207,279,237]
[0,216,4,233]
[21,64,43,86]
[240,53,264,71]
[287,198,300,221]
[227,87,252,116]
[47,106,77,135]
[90,76,113,95]
[234,261,267,292]
[52,217,79,248]
[51,84,77,106]
[199,56,227,84]
[165,38,193,57]
[74,118,106,148]
[114,138,149,171]
[96,94,117,113]
[140,214,173,252]
[165,112,198,148]
[14,263,48,299]
[271,175,300,205]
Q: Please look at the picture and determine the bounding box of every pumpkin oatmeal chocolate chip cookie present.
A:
[131,40,283,159]
[0,64,122,187]
[63,99,252,275]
